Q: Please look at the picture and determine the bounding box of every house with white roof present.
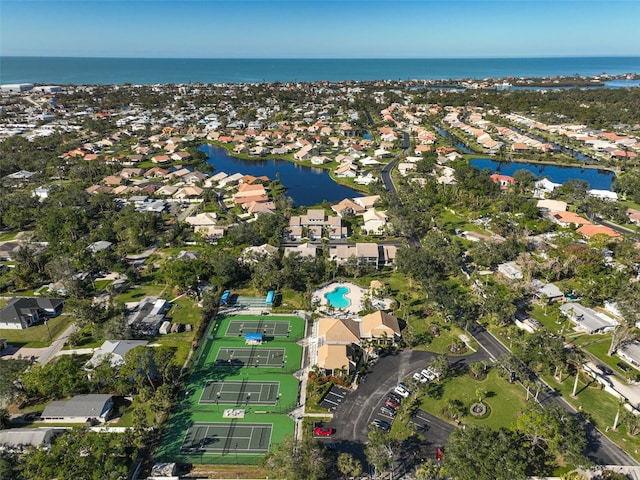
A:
[85,340,149,368]
[559,302,619,334]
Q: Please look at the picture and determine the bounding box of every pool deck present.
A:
[313,282,366,315]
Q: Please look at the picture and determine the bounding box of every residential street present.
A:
[37,321,76,365]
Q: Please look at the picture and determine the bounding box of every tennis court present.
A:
[225,319,290,337]
[200,380,280,405]
[214,347,286,367]
[181,422,272,454]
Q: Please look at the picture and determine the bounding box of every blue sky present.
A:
[1,0,639,58]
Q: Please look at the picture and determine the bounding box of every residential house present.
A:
[85,340,149,368]
[283,242,317,258]
[353,196,380,210]
[559,302,619,334]
[362,209,388,236]
[173,186,203,201]
[549,211,592,228]
[41,394,114,424]
[537,199,568,212]
[530,280,564,303]
[0,298,64,330]
[497,261,523,280]
[576,224,622,240]
[617,341,640,371]
[490,174,515,189]
[127,297,170,335]
[241,244,279,264]
[627,209,640,226]
[0,428,64,453]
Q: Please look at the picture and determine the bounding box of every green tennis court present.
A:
[200,380,280,405]
[225,320,291,337]
[214,347,286,367]
[181,422,272,454]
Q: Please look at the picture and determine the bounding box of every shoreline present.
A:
[202,141,373,196]
[465,154,621,175]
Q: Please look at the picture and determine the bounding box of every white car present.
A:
[421,367,440,382]
[393,385,410,398]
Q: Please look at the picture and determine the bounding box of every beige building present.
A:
[360,311,401,341]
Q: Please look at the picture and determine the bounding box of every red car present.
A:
[384,398,400,410]
[314,426,335,436]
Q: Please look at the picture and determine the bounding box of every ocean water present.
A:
[1,56,639,85]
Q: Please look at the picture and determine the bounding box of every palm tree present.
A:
[569,354,587,398]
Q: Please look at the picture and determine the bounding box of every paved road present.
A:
[466,321,638,466]
[37,321,76,365]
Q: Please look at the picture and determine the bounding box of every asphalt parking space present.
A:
[410,409,454,448]
[319,385,349,411]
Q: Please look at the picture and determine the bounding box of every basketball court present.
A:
[200,380,280,406]
[181,422,272,454]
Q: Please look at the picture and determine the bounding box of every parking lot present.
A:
[327,348,488,466]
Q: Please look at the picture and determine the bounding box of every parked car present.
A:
[387,391,403,402]
[394,385,410,398]
[371,419,391,432]
[384,398,400,410]
[421,367,440,382]
[597,364,613,375]
[313,426,335,436]
[380,405,397,417]
[617,362,632,373]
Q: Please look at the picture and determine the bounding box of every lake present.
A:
[470,158,615,190]
[200,144,361,206]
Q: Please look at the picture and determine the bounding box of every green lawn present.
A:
[0,315,74,347]
[167,297,201,326]
[544,371,640,464]
[419,369,529,430]
[0,231,18,242]
[116,284,167,303]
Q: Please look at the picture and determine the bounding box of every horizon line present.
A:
[3,54,640,61]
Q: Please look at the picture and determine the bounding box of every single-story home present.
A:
[497,261,523,280]
[127,297,170,335]
[618,341,640,371]
[85,339,149,368]
[41,394,114,423]
[0,428,64,453]
[559,302,619,334]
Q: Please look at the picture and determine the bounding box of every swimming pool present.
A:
[325,286,351,309]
